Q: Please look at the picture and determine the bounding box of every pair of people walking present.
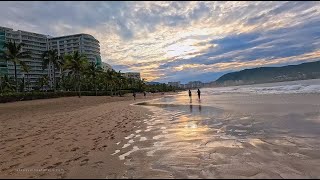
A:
[189,89,201,100]
[133,91,147,100]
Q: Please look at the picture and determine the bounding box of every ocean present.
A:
[114,79,320,178]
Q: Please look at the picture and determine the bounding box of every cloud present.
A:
[0,1,320,83]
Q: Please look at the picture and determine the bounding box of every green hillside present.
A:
[215,60,320,86]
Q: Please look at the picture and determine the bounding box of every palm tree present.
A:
[116,70,125,92]
[85,62,102,96]
[42,49,60,92]
[20,61,30,92]
[0,41,32,92]
[138,78,147,92]
[57,55,68,91]
[109,69,119,96]
[63,51,88,97]
[103,70,112,93]
[96,71,106,92]
[37,74,49,91]
[0,75,14,92]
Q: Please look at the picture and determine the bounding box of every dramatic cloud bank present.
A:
[1,1,319,83]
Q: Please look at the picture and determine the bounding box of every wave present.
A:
[203,83,320,95]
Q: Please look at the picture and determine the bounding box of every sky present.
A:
[0,1,320,83]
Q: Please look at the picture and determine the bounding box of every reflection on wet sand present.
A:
[119,94,320,178]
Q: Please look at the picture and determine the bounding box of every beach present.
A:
[126,93,320,178]
[0,93,169,178]
[1,79,320,179]
[109,79,320,179]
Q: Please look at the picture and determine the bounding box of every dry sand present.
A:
[0,93,169,179]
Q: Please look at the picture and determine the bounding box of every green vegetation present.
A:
[0,42,179,102]
[0,41,32,92]
[215,60,320,86]
[42,49,61,92]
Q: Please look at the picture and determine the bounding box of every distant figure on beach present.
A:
[188,89,192,100]
[197,89,201,100]
[143,91,146,98]
[133,92,136,100]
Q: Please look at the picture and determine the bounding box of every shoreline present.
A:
[0,92,174,178]
[3,90,319,178]
[110,92,320,178]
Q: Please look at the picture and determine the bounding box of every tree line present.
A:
[0,41,179,97]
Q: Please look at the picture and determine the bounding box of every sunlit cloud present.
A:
[0,1,319,83]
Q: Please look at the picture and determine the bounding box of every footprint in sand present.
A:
[71,147,80,152]
[53,162,63,166]
[80,159,89,166]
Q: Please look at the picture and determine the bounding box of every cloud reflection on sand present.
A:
[119,88,320,178]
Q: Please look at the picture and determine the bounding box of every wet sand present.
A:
[115,93,320,178]
[0,93,169,178]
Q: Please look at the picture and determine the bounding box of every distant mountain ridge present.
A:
[214,60,320,86]
[146,81,162,85]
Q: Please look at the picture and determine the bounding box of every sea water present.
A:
[119,79,320,178]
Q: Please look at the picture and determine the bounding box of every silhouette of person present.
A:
[197,89,201,100]
[143,91,146,98]
[188,89,192,103]
[133,91,136,100]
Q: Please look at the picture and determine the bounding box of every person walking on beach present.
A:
[197,89,201,100]
[188,89,192,98]
[143,91,146,98]
[133,91,136,100]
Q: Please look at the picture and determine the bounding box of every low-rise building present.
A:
[168,81,181,87]
[181,81,204,89]
[101,62,113,72]
[121,72,141,80]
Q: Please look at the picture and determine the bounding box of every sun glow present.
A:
[164,39,215,59]
[165,43,197,58]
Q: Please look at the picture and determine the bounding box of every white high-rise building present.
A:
[0,26,49,90]
[48,34,101,87]
[48,34,101,64]
[0,26,103,90]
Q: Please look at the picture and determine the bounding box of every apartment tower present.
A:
[0,26,102,90]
